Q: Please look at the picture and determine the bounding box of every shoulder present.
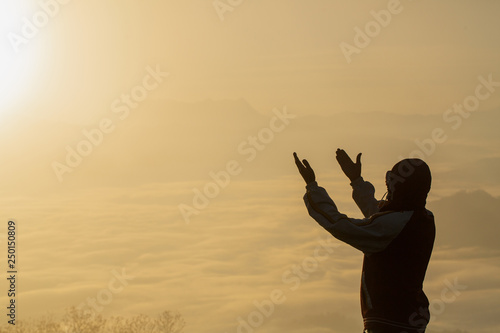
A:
[369,210,413,223]
[367,210,413,225]
[351,210,413,227]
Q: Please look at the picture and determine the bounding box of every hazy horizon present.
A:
[1,1,499,332]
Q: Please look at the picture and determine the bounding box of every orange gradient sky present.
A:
[0,1,499,333]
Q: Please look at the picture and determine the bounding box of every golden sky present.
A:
[0,1,499,332]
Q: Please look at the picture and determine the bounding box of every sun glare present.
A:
[0,2,40,112]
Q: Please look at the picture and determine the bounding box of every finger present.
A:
[335,149,345,160]
[356,153,362,165]
[337,150,352,164]
[303,159,311,169]
[335,149,342,161]
[293,152,304,169]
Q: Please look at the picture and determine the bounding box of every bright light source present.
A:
[0,2,40,112]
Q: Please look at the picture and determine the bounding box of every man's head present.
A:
[383,158,432,211]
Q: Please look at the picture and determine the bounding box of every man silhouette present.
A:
[293,149,435,333]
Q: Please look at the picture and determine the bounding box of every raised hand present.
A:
[293,152,316,185]
[335,148,362,182]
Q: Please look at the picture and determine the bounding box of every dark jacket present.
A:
[304,168,434,332]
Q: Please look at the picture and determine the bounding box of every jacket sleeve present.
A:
[303,181,412,254]
[350,177,382,218]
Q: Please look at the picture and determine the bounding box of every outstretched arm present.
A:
[303,177,410,254]
[294,152,406,253]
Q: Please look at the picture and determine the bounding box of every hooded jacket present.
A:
[303,159,435,332]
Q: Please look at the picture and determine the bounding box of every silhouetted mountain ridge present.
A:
[428,189,500,250]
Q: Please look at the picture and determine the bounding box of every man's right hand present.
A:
[335,149,362,182]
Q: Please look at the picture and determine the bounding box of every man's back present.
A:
[361,208,435,332]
